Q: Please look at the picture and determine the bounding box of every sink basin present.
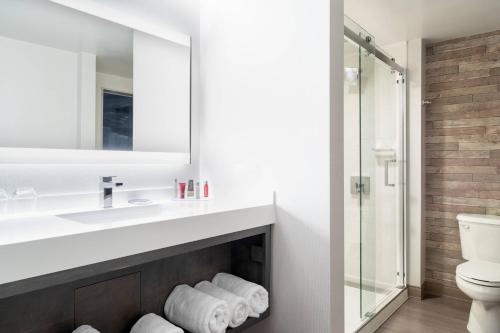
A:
[57,204,164,224]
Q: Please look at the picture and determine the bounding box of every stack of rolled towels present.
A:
[164,273,269,333]
[72,273,268,333]
[211,273,269,319]
[73,326,100,333]
[73,313,183,333]
[131,313,183,333]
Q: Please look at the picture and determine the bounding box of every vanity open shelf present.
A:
[0,225,271,333]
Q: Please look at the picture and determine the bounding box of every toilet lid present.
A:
[457,261,500,286]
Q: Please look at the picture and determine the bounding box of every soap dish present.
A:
[128,199,153,206]
[12,187,38,200]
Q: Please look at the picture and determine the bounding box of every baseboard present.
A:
[408,285,422,299]
[356,288,408,333]
[423,280,471,303]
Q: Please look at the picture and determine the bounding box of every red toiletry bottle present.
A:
[179,182,186,199]
[203,181,209,198]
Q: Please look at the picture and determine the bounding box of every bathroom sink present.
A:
[57,204,164,224]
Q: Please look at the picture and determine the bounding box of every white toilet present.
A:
[456,214,500,333]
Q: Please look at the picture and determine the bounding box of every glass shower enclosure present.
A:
[344,17,406,333]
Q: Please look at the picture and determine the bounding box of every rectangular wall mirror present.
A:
[0,0,191,158]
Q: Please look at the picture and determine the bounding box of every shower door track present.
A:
[355,288,408,333]
[344,26,405,74]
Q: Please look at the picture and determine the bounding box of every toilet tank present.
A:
[458,214,500,262]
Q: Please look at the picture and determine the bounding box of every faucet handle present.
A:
[100,176,124,189]
[101,176,117,183]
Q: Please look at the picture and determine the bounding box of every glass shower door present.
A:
[359,47,405,319]
[344,36,364,333]
[344,16,406,332]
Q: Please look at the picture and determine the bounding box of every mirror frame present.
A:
[0,0,192,164]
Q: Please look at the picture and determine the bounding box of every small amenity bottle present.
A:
[173,179,178,199]
[203,181,209,198]
[179,182,186,199]
[195,181,201,199]
[187,180,194,198]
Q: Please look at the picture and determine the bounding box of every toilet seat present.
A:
[457,261,500,287]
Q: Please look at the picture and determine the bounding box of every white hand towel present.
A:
[195,281,250,328]
[164,284,230,333]
[131,313,183,333]
[212,273,269,318]
[73,325,99,333]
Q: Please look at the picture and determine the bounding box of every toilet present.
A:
[456,214,500,333]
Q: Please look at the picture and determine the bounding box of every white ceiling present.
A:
[0,0,133,77]
[345,0,500,45]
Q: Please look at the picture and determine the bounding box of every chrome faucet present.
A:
[100,176,123,208]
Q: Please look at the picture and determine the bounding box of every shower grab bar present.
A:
[385,159,397,187]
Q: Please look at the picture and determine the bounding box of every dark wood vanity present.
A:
[0,225,271,333]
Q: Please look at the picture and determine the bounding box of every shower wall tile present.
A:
[425,29,500,300]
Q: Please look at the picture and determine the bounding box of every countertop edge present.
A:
[0,203,275,285]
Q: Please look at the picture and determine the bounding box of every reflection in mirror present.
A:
[103,90,134,151]
[0,0,191,155]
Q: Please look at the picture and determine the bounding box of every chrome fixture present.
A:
[350,176,370,195]
[100,176,123,208]
[344,26,405,74]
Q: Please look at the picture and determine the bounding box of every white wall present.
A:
[0,0,200,196]
[0,36,79,149]
[96,72,133,94]
[407,38,425,289]
[78,52,97,149]
[330,0,345,330]
[199,0,336,332]
[0,37,101,151]
[133,31,191,153]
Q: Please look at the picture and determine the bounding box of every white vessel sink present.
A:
[57,204,164,224]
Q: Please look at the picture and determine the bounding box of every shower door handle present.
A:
[385,159,397,187]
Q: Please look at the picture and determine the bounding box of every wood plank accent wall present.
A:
[425,30,500,300]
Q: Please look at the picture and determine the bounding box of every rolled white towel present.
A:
[73,325,99,333]
[212,273,268,318]
[195,281,250,328]
[131,313,183,333]
[164,284,230,333]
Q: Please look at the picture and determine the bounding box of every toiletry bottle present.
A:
[187,180,194,198]
[204,181,209,198]
[195,181,201,199]
[174,179,178,199]
[179,182,186,199]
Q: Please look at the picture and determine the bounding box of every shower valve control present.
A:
[351,176,370,195]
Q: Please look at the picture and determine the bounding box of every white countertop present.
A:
[0,198,272,246]
[0,192,274,285]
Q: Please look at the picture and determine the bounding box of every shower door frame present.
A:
[344,27,405,74]
[344,23,408,333]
